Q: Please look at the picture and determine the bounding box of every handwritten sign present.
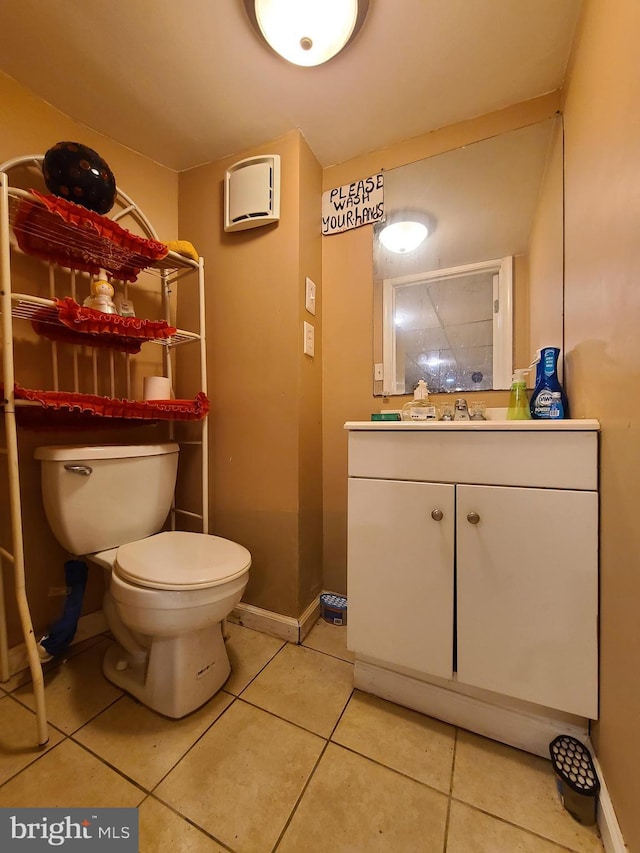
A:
[322,173,384,235]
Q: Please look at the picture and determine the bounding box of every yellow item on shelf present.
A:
[165,240,199,261]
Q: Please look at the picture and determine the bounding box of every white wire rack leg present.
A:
[0,547,9,681]
[1,171,48,746]
[2,420,48,746]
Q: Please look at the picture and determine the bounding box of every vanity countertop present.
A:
[344,419,600,431]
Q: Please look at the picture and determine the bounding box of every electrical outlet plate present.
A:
[303,321,315,356]
[305,277,316,315]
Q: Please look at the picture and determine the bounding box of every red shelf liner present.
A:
[11,385,208,429]
[13,191,169,282]
[32,297,177,354]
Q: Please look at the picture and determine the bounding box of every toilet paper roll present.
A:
[143,376,172,401]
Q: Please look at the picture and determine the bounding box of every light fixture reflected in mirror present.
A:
[378,219,429,254]
[244,0,369,67]
[373,116,563,397]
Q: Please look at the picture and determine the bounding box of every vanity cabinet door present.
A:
[347,477,455,678]
[456,484,598,718]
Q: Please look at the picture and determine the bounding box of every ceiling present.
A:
[0,0,581,172]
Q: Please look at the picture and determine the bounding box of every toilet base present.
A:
[103,621,231,718]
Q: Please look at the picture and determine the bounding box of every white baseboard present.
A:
[228,603,298,642]
[229,597,321,644]
[5,610,108,679]
[299,598,321,642]
[354,659,588,758]
[586,746,628,853]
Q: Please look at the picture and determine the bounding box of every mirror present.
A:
[373,116,563,395]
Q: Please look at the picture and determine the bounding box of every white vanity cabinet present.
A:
[346,421,599,722]
[347,477,455,679]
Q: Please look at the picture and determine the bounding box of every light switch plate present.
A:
[305,277,316,315]
[303,321,315,356]
[374,363,384,381]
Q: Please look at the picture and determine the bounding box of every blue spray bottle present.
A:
[529,347,569,419]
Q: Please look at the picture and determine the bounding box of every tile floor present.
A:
[0,620,604,852]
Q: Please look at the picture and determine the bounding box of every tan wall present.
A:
[528,120,564,364]
[0,72,179,646]
[321,93,562,595]
[178,131,323,619]
[297,138,324,613]
[562,1,640,848]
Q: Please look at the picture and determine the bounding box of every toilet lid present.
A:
[114,531,251,591]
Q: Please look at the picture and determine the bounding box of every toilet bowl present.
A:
[35,443,251,718]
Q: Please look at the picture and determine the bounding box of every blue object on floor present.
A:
[320,593,347,626]
[40,559,88,658]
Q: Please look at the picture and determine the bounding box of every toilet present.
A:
[34,442,251,718]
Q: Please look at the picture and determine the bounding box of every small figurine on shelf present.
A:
[83,270,118,314]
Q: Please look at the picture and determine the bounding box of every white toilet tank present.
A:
[35,443,179,555]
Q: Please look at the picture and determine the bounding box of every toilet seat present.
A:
[114,530,251,591]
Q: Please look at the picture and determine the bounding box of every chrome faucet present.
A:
[453,398,470,420]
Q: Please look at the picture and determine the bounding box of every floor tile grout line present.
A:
[0,741,59,792]
[269,706,455,853]
[63,691,128,737]
[441,726,459,851]
[300,640,354,666]
[7,632,284,798]
[0,696,71,792]
[270,735,333,852]
[64,737,151,800]
[149,642,353,793]
[233,695,337,741]
[145,693,240,795]
[0,733,148,805]
[141,791,237,853]
[8,655,126,733]
[327,739,454,800]
[328,685,456,798]
[233,641,355,731]
[228,638,289,699]
[327,686,355,739]
[448,796,598,852]
[1,689,66,737]
[302,647,354,666]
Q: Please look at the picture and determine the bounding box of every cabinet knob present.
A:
[466,511,480,525]
[431,509,443,521]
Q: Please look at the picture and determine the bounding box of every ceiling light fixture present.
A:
[378,219,429,254]
[245,0,369,67]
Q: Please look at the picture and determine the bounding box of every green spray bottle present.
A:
[506,369,531,420]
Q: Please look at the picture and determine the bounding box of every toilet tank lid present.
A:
[35,443,179,462]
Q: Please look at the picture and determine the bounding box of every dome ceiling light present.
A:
[244,0,369,67]
[378,219,429,254]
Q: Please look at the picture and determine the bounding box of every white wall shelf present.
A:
[0,154,209,746]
